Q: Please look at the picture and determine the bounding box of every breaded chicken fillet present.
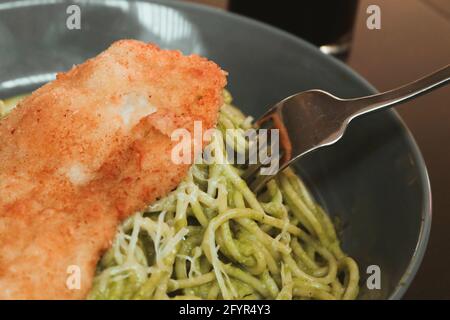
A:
[0,40,226,299]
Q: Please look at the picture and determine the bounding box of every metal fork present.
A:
[243,64,450,192]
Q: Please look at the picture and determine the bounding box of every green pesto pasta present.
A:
[88,91,360,300]
[0,91,359,300]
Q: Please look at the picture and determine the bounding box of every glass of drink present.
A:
[228,0,359,60]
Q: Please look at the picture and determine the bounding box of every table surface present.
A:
[348,0,450,300]
[186,0,450,299]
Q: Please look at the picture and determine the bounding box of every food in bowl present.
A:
[0,40,358,300]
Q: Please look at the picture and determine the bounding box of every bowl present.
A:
[0,0,431,299]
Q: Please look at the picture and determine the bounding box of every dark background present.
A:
[184,0,450,299]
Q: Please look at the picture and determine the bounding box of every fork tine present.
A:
[241,131,268,180]
[242,104,292,192]
[249,151,283,193]
[242,125,285,192]
[241,162,264,180]
[249,173,274,194]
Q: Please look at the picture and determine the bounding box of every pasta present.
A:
[88,91,360,300]
[0,91,359,300]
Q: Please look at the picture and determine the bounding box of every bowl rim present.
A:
[0,0,432,300]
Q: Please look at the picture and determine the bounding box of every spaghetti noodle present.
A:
[88,91,360,300]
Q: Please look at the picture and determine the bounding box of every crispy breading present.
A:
[0,40,226,299]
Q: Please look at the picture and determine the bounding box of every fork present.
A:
[243,64,450,192]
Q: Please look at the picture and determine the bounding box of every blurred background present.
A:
[180,0,450,299]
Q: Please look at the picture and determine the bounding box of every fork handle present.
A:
[344,64,450,118]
